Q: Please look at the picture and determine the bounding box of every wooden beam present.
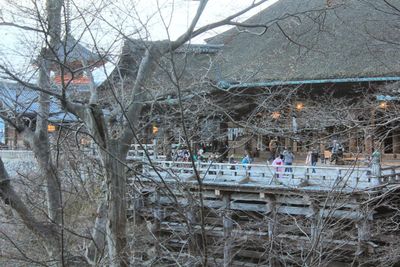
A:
[187,206,202,256]
[223,193,233,267]
[153,189,161,256]
[356,208,373,256]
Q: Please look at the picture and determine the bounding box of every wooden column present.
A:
[319,142,325,153]
[309,199,320,243]
[153,189,161,256]
[293,141,298,153]
[163,127,173,161]
[187,206,202,256]
[265,194,279,266]
[364,127,373,155]
[365,109,376,154]
[304,196,320,267]
[393,130,400,154]
[285,138,291,149]
[319,138,326,163]
[349,129,358,153]
[132,192,144,225]
[356,208,372,256]
[223,193,233,267]
[265,195,277,240]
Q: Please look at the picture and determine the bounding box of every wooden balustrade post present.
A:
[335,169,342,186]
[223,193,233,267]
[303,167,309,183]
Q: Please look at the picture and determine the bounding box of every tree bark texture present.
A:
[105,141,129,267]
[85,182,108,265]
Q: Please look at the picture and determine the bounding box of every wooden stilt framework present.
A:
[129,160,400,266]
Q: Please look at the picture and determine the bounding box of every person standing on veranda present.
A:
[269,137,278,161]
[283,147,295,172]
[306,147,320,173]
[272,154,284,178]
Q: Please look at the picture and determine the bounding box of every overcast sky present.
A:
[0,0,278,81]
[134,0,278,42]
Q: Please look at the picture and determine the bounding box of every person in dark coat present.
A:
[311,148,320,172]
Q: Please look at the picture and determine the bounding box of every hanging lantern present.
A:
[48,124,56,132]
[295,102,304,111]
[379,102,387,109]
[152,125,159,134]
[271,111,281,119]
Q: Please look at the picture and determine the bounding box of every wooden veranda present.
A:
[128,158,400,266]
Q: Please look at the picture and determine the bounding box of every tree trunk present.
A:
[105,141,129,266]
[86,181,108,265]
[0,156,61,262]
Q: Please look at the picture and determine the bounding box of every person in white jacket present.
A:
[272,154,284,178]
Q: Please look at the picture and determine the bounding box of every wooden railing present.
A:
[380,165,400,183]
[127,143,180,160]
[142,160,381,190]
[1,147,395,190]
[0,150,35,160]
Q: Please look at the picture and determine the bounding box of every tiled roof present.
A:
[54,35,103,65]
[0,81,77,122]
[207,0,400,82]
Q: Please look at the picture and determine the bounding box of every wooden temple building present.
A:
[122,0,400,266]
[2,0,400,265]
[0,35,103,149]
[199,0,400,159]
[105,1,400,162]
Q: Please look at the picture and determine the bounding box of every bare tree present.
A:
[0,0,274,265]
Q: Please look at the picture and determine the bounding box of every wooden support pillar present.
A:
[223,193,233,267]
[163,127,173,161]
[393,130,400,154]
[265,195,280,266]
[304,195,320,241]
[285,137,291,149]
[265,195,277,239]
[364,128,373,155]
[349,129,358,153]
[153,138,158,159]
[303,195,321,266]
[153,189,161,256]
[356,208,372,256]
[293,141,298,153]
[319,140,325,154]
[309,199,320,244]
[187,206,202,256]
[132,192,144,225]
[365,109,376,154]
